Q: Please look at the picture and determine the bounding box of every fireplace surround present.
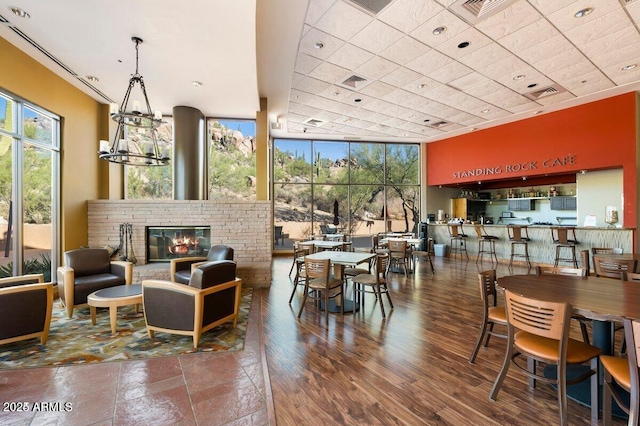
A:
[146,226,211,262]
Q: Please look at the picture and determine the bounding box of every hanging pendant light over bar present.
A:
[99,36,169,166]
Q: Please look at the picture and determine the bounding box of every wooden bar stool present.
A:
[551,227,579,268]
[473,224,498,265]
[448,224,468,260]
[507,225,531,269]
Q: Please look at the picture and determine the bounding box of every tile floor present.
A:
[0,289,274,426]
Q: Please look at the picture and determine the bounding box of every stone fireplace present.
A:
[146,225,211,262]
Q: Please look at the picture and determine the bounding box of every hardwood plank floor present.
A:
[262,255,627,425]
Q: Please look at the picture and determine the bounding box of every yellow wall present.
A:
[0,36,105,251]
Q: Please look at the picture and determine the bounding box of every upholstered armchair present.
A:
[170,244,234,284]
[57,248,133,318]
[0,274,53,345]
[142,260,242,348]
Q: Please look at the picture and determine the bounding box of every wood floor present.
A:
[262,255,628,426]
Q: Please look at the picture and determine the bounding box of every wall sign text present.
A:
[451,155,576,179]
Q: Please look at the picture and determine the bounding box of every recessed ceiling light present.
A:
[423,119,430,123]
[527,83,538,88]
[354,98,362,103]
[457,41,470,49]
[534,111,543,115]
[314,42,324,49]
[581,80,588,83]
[433,26,446,35]
[85,75,99,82]
[332,91,340,96]
[409,114,416,118]
[513,75,525,80]
[403,133,409,137]
[522,176,527,181]
[9,6,30,18]
[192,81,203,87]
[417,83,426,89]
[470,128,477,131]
[574,7,593,18]
[581,170,587,174]
[622,64,637,71]
[480,109,490,114]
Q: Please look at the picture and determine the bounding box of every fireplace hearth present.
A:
[146,226,211,262]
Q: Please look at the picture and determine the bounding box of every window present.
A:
[126,117,173,199]
[0,91,60,280]
[273,139,420,250]
[207,119,256,200]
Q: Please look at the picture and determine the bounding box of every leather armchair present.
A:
[57,248,133,318]
[0,274,53,345]
[170,244,234,284]
[142,260,242,348]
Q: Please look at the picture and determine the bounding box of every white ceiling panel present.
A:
[305,0,338,26]
[326,43,375,70]
[475,0,541,40]
[377,0,444,34]
[380,67,423,87]
[314,1,373,40]
[410,9,470,47]
[308,61,350,84]
[294,53,323,75]
[379,36,430,65]
[355,55,400,80]
[350,20,404,54]
[299,28,345,60]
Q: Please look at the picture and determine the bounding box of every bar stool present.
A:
[473,224,499,264]
[551,226,579,268]
[448,223,468,260]
[507,225,531,269]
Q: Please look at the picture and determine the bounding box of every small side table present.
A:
[87,284,142,334]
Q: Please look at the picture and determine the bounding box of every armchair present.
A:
[142,260,242,348]
[57,248,133,318]
[0,274,53,345]
[170,244,234,284]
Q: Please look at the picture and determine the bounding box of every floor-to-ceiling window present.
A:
[0,91,60,280]
[273,139,419,250]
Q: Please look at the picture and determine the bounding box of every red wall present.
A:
[426,93,637,227]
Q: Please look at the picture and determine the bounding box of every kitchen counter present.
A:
[428,223,634,266]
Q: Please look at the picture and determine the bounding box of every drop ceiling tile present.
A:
[427,61,472,84]
[458,116,485,126]
[467,103,499,116]
[384,104,417,118]
[380,67,422,87]
[351,20,404,54]
[340,92,376,107]
[382,88,416,105]
[299,28,345,60]
[291,72,305,86]
[475,0,541,40]
[348,107,376,120]
[527,0,567,15]
[628,1,640,22]
[306,95,342,110]
[302,24,312,38]
[410,9,470,47]
[314,1,373,40]
[565,9,633,47]
[457,43,512,71]
[305,0,338,26]
[479,55,529,81]
[424,84,464,103]
[359,81,397,98]
[317,85,355,101]
[379,36,431,66]
[576,26,640,60]
[569,78,616,97]
[313,110,342,122]
[434,27,493,60]
[287,112,313,124]
[546,61,598,85]
[293,76,332,94]
[465,80,508,98]
[406,49,454,75]
[547,0,621,33]
[326,43,375,70]
[602,61,640,85]
[355,56,400,80]
[447,72,490,91]
[326,101,357,115]
[308,61,350,84]
[483,109,512,120]
[378,0,444,33]
[288,103,322,117]
[517,35,574,65]
[498,18,561,53]
[534,48,589,75]
[559,69,609,91]
[402,76,441,95]
[361,99,394,114]
[366,112,395,123]
[294,53,323,75]
[289,88,317,104]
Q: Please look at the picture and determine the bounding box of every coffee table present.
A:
[87,284,142,334]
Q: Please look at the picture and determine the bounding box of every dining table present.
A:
[299,240,346,251]
[497,273,640,418]
[305,250,376,313]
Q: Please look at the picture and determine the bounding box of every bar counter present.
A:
[428,223,635,266]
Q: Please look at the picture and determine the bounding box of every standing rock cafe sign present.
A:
[451,154,576,180]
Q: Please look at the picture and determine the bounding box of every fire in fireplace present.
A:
[146,226,211,262]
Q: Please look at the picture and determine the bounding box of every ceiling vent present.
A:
[336,72,373,91]
[428,121,450,129]
[449,0,519,24]
[344,0,396,16]
[619,0,640,6]
[524,84,567,101]
[303,117,326,127]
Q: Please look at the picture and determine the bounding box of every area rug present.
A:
[0,287,252,369]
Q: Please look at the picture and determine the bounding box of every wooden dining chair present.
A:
[388,239,410,276]
[580,249,590,276]
[288,243,310,304]
[535,265,591,344]
[490,290,602,426]
[593,257,638,279]
[352,253,392,318]
[297,258,344,325]
[469,270,506,364]
[601,318,640,426]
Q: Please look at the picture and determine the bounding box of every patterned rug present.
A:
[0,287,251,369]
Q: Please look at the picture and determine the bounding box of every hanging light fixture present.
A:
[99,36,169,166]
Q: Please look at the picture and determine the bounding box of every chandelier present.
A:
[99,36,169,166]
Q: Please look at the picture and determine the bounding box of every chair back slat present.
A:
[505,290,570,340]
[388,239,406,254]
[536,265,586,277]
[478,270,497,308]
[305,258,330,280]
[594,257,637,279]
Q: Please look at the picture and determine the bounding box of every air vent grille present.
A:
[449,0,519,24]
[524,84,567,101]
[345,0,395,15]
[336,72,373,91]
[303,118,326,127]
[619,0,639,6]
[429,121,450,129]
[0,13,9,23]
